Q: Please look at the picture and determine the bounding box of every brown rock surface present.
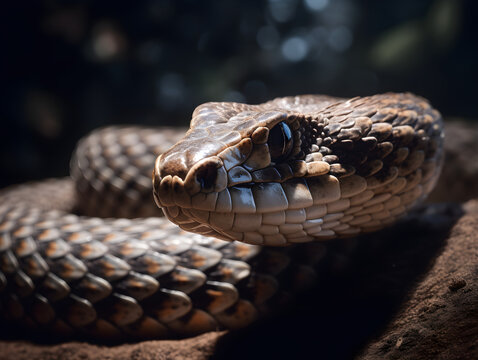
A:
[1,120,478,359]
[0,332,223,360]
[210,202,464,359]
[429,120,478,203]
[357,200,478,360]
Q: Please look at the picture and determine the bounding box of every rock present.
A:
[0,331,223,360]
[430,121,478,203]
[211,202,465,359]
[357,200,478,360]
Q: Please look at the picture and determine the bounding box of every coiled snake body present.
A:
[0,93,443,340]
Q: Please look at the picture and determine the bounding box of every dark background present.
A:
[1,0,476,188]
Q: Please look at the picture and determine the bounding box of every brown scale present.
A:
[114,271,159,301]
[253,249,291,276]
[71,126,182,219]
[167,309,218,337]
[177,246,222,271]
[20,253,48,279]
[160,266,206,294]
[50,253,87,282]
[87,254,130,282]
[57,294,97,327]
[327,112,430,184]
[239,272,279,306]
[297,116,324,159]
[207,259,251,284]
[189,281,238,315]
[122,316,169,340]
[329,163,356,178]
[30,294,55,325]
[126,251,176,278]
[74,273,112,303]
[214,299,258,330]
[95,293,143,327]
[39,238,71,259]
[140,289,192,323]
[38,273,70,302]
[315,116,376,178]
[12,271,34,298]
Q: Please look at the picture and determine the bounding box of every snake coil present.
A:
[0,93,443,340]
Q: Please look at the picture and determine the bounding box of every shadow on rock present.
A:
[213,203,463,360]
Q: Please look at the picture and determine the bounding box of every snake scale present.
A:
[0,93,443,340]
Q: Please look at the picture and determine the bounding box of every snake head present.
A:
[153,99,332,245]
[153,94,443,246]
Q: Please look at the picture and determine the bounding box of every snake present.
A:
[0,93,443,340]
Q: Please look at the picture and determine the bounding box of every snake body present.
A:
[0,93,443,340]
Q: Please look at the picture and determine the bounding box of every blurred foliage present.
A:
[0,0,476,187]
[370,0,461,70]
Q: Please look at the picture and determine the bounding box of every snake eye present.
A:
[267,122,293,162]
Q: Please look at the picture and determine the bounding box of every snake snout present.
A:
[153,154,227,210]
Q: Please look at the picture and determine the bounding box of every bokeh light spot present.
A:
[157,73,185,110]
[304,0,329,12]
[328,26,353,52]
[281,36,309,62]
[268,0,298,23]
[91,23,126,61]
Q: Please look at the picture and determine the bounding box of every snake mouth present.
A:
[152,142,353,246]
[153,175,348,246]
[231,182,254,188]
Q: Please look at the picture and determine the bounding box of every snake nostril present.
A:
[195,162,218,192]
[184,156,227,195]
